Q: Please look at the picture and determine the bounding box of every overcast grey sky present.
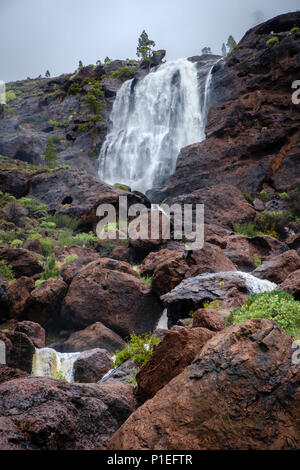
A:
[1,0,299,82]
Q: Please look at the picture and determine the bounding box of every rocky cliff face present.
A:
[0,61,139,175]
[151,12,300,202]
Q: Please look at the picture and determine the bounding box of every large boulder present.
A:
[59,322,125,354]
[279,270,300,300]
[15,321,45,349]
[0,365,29,385]
[61,259,163,337]
[7,276,35,319]
[25,279,68,327]
[136,327,215,403]
[0,248,43,278]
[161,271,276,327]
[0,378,137,450]
[73,349,112,383]
[108,319,300,450]
[152,252,189,296]
[185,243,236,277]
[224,235,288,271]
[163,184,256,231]
[252,250,300,284]
[2,330,35,373]
[192,308,227,332]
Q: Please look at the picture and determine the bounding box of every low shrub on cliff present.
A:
[0,260,16,281]
[113,333,160,368]
[266,37,279,46]
[227,290,300,337]
[233,222,261,237]
[40,254,61,282]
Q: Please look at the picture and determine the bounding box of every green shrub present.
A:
[291,27,300,33]
[35,279,46,288]
[0,230,20,244]
[0,260,16,281]
[266,37,279,46]
[72,232,98,247]
[40,237,57,255]
[48,214,78,231]
[40,221,56,229]
[253,254,262,267]
[110,66,136,82]
[233,222,260,237]
[5,90,17,103]
[40,254,60,281]
[19,197,47,213]
[63,254,78,264]
[227,291,300,337]
[113,333,160,368]
[49,120,68,129]
[113,183,131,192]
[58,229,74,247]
[44,137,58,169]
[256,210,292,239]
[139,276,152,286]
[259,190,270,202]
[10,239,23,249]
[82,81,105,116]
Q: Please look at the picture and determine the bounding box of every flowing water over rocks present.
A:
[99,58,216,192]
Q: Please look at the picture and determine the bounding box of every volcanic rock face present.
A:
[108,319,300,450]
[0,378,137,450]
[153,12,300,203]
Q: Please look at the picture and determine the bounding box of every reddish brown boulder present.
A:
[252,250,300,284]
[152,252,189,296]
[0,248,43,278]
[23,239,43,255]
[192,308,227,332]
[164,185,256,231]
[26,279,68,327]
[185,242,236,277]
[73,349,112,383]
[286,233,300,251]
[0,378,137,450]
[109,319,300,450]
[279,270,300,300]
[59,322,125,354]
[136,327,215,403]
[140,249,185,277]
[61,259,163,337]
[4,330,35,373]
[15,321,45,349]
[128,211,170,254]
[7,276,35,319]
[224,235,287,271]
[0,365,29,384]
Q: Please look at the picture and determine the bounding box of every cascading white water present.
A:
[32,348,80,383]
[99,58,215,193]
[156,309,169,330]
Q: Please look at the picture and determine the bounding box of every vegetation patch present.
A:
[113,333,160,368]
[227,291,300,337]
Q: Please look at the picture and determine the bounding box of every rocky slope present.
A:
[0,12,299,451]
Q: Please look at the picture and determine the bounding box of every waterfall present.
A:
[156,309,169,330]
[99,58,215,193]
[32,348,80,383]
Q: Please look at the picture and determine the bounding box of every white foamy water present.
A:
[32,348,81,383]
[156,309,169,330]
[99,58,215,192]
